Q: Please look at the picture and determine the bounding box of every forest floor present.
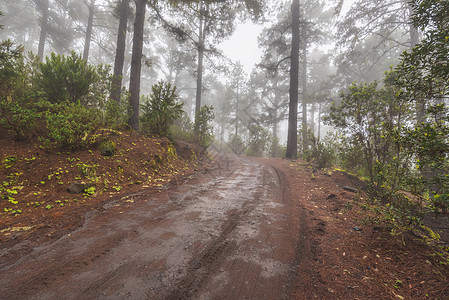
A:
[0,132,448,299]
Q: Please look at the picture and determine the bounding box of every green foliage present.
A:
[140,81,184,138]
[303,133,336,169]
[99,139,116,156]
[0,40,40,140]
[0,99,38,140]
[77,162,99,180]
[84,186,96,196]
[195,105,215,147]
[330,1,449,237]
[245,124,270,157]
[393,0,449,212]
[171,111,196,142]
[0,39,24,95]
[357,192,424,234]
[399,105,449,212]
[227,134,245,154]
[269,136,285,158]
[103,93,129,128]
[326,72,407,193]
[36,51,110,106]
[41,101,101,149]
[2,156,17,169]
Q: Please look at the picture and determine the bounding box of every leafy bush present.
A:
[357,191,424,234]
[326,73,405,190]
[0,39,24,95]
[0,40,39,139]
[245,124,270,157]
[103,92,129,128]
[195,105,215,147]
[269,136,285,158]
[304,134,336,169]
[227,134,245,154]
[41,101,100,149]
[140,81,184,138]
[0,100,38,139]
[36,51,109,107]
[399,104,449,212]
[171,111,196,142]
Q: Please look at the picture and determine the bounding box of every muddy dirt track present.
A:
[0,154,312,299]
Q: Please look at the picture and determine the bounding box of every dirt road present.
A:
[0,154,308,299]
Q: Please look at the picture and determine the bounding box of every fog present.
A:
[0,0,418,157]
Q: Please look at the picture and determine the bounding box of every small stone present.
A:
[67,182,85,194]
[343,186,359,193]
[353,226,362,231]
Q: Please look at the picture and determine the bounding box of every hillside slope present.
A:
[0,130,212,257]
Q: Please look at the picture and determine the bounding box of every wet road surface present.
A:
[0,154,303,299]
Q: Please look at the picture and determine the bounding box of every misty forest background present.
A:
[1,0,449,231]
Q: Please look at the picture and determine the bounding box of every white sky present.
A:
[218,22,264,75]
[218,0,354,75]
[217,0,355,142]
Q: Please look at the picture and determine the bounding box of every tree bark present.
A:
[83,0,95,61]
[286,0,300,159]
[272,108,278,157]
[301,25,308,153]
[37,0,50,61]
[111,0,130,103]
[128,0,147,131]
[194,2,205,131]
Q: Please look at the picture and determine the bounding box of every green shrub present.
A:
[0,39,24,95]
[99,139,116,156]
[42,101,100,149]
[140,81,184,138]
[313,140,335,169]
[0,40,39,139]
[103,90,129,128]
[227,134,245,154]
[400,104,449,213]
[171,111,196,142]
[245,124,269,157]
[194,105,215,147]
[0,99,38,139]
[36,51,110,107]
[270,136,285,158]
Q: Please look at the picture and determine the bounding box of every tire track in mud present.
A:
[1,230,136,299]
[1,154,300,300]
[165,163,279,299]
[79,154,238,299]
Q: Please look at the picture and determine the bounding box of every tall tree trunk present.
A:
[272,109,278,157]
[310,102,315,135]
[318,99,322,141]
[111,0,130,103]
[83,0,95,61]
[194,2,205,130]
[220,120,224,151]
[37,0,49,61]
[128,0,147,131]
[235,85,239,138]
[286,0,300,159]
[301,28,308,153]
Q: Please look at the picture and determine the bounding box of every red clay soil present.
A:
[262,158,449,299]
[0,132,448,299]
[0,130,207,262]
